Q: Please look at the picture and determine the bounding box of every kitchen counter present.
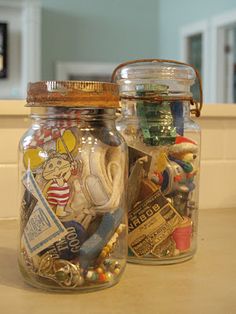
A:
[0,209,235,314]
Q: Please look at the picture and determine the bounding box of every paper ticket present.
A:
[22,170,68,257]
[20,188,38,235]
[128,189,183,257]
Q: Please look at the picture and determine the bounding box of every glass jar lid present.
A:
[112,59,203,117]
[26,81,120,108]
[113,60,196,82]
[112,60,196,97]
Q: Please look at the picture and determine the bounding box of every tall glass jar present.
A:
[18,81,128,291]
[112,59,202,264]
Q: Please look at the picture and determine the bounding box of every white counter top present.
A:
[0,208,235,314]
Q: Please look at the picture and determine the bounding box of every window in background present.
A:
[180,21,210,102]
[0,1,41,99]
[56,62,116,82]
[211,10,236,103]
[224,24,236,103]
[69,74,111,82]
[188,33,202,76]
[187,33,202,100]
[0,23,7,78]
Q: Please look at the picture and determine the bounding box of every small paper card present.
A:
[128,188,183,257]
[20,188,38,234]
[22,170,68,257]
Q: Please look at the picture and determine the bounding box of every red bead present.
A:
[99,273,106,282]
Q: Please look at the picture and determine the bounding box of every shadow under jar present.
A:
[113,59,202,265]
[18,81,128,291]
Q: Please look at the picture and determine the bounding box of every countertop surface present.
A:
[0,209,235,314]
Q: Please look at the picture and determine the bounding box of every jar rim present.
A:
[26,81,120,108]
[112,60,196,83]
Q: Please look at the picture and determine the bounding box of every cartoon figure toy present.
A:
[23,128,79,218]
[166,136,198,194]
[42,152,78,217]
[151,136,198,194]
[150,136,198,216]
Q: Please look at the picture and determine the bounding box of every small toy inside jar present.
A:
[18,81,127,291]
[113,59,202,264]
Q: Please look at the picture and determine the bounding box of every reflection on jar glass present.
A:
[18,81,128,291]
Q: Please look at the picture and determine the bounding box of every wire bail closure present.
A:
[111,59,203,117]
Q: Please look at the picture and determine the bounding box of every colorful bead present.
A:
[103,259,112,266]
[103,247,110,254]
[98,273,106,282]
[100,250,107,258]
[86,270,94,280]
[114,261,121,268]
[91,272,98,281]
[106,243,113,250]
[105,272,113,281]
[86,270,99,282]
[96,267,103,274]
[77,275,85,286]
[113,268,121,275]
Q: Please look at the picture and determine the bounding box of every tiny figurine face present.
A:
[181,152,197,162]
[172,152,197,163]
[43,155,71,181]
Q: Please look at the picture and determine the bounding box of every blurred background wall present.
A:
[41,0,159,80]
[1,0,236,101]
[157,0,236,58]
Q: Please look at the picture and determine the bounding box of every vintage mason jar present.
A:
[18,81,127,291]
[112,59,202,264]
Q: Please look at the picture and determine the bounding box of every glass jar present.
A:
[112,59,202,264]
[18,81,128,291]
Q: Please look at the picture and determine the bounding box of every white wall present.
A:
[0,101,30,218]
[198,105,236,209]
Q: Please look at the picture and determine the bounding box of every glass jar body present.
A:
[18,107,128,291]
[117,100,200,265]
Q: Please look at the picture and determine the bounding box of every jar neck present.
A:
[30,107,117,126]
[120,100,191,119]
[118,100,192,145]
[183,102,190,118]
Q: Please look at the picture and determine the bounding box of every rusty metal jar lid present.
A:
[26,81,120,108]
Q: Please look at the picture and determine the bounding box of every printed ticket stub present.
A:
[20,188,38,234]
[22,170,68,257]
[128,189,183,257]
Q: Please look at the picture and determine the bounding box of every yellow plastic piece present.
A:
[56,130,77,154]
[155,150,168,173]
[23,148,47,170]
